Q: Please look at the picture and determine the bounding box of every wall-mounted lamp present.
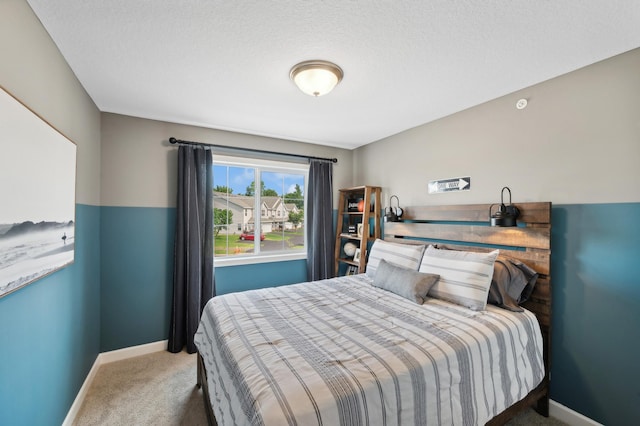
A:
[384,195,403,222]
[489,187,520,227]
[290,60,343,97]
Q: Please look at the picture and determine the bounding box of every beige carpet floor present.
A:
[73,350,566,425]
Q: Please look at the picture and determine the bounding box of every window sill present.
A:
[214,252,307,267]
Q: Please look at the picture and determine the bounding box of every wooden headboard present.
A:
[383,201,552,419]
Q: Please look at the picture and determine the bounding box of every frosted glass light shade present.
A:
[290,60,343,97]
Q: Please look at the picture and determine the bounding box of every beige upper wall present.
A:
[6,0,636,210]
[354,48,640,208]
[101,113,353,208]
[0,0,101,206]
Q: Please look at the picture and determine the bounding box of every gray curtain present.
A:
[306,159,334,281]
[169,146,214,354]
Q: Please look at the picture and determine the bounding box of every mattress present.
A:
[194,274,544,426]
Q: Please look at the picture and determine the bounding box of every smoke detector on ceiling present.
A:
[516,98,528,110]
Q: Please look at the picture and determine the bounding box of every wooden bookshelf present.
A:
[334,186,381,276]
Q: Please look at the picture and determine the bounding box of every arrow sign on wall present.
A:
[428,177,471,194]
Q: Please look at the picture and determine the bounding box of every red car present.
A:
[239,231,265,241]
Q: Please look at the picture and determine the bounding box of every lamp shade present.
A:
[290,60,343,97]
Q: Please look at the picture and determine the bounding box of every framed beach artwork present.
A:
[0,87,77,298]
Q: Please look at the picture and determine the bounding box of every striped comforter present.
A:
[194,274,544,426]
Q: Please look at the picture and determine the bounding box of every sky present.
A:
[213,165,304,197]
[1,89,77,224]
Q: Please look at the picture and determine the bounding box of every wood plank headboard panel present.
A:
[383,202,552,329]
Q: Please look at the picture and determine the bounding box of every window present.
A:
[212,154,307,265]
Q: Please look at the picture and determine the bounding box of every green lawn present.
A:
[215,229,304,255]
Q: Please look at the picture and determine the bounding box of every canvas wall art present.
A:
[0,87,77,298]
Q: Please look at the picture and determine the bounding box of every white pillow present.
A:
[419,245,499,311]
[366,239,426,278]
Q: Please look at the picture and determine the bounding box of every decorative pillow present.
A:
[366,239,426,278]
[419,245,499,311]
[488,256,539,311]
[373,259,440,304]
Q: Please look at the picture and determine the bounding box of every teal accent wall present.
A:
[100,206,175,352]
[0,204,101,426]
[37,202,634,425]
[97,203,640,422]
[99,206,308,351]
[550,203,640,425]
[215,259,307,295]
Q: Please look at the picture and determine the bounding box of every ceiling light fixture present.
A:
[290,60,343,97]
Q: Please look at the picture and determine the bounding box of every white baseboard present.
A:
[61,353,102,426]
[99,339,168,364]
[62,340,168,426]
[550,400,603,426]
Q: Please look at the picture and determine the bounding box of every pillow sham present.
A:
[372,259,440,304]
[418,245,499,311]
[366,239,426,278]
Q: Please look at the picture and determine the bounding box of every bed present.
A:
[195,202,552,425]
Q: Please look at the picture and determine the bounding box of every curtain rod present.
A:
[169,137,338,163]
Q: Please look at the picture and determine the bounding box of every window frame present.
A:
[212,154,308,267]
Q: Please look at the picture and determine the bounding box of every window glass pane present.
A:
[213,165,256,257]
[213,158,307,262]
[260,171,305,254]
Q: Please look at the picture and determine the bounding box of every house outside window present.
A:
[212,154,307,266]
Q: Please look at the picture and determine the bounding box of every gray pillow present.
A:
[488,256,539,311]
[372,259,440,304]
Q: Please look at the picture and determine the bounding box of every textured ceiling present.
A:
[26,1,640,149]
